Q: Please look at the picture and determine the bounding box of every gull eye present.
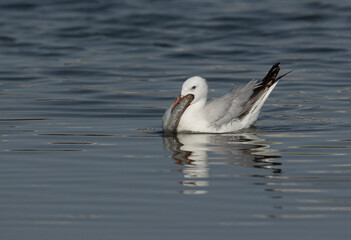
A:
[191,86,196,90]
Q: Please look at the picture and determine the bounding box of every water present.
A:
[0,0,350,239]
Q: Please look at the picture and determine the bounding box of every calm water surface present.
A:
[1,0,351,239]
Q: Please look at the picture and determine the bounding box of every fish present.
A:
[162,94,194,135]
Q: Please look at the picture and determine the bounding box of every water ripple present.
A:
[1,0,351,238]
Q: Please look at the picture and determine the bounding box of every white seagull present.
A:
[162,62,289,134]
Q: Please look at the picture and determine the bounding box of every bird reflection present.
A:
[163,131,282,194]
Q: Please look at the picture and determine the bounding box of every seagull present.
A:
[162,62,289,134]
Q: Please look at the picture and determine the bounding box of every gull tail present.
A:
[238,62,291,123]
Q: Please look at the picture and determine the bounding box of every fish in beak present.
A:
[162,94,194,135]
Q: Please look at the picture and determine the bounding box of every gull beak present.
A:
[171,94,194,113]
[171,95,182,112]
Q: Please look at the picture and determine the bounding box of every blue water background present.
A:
[0,0,350,239]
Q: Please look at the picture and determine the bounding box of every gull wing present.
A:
[206,63,287,128]
[205,80,257,126]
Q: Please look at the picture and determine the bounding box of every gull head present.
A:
[181,76,208,104]
[162,76,208,135]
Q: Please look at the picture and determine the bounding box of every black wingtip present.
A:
[260,62,293,86]
[261,62,280,86]
[251,62,286,100]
